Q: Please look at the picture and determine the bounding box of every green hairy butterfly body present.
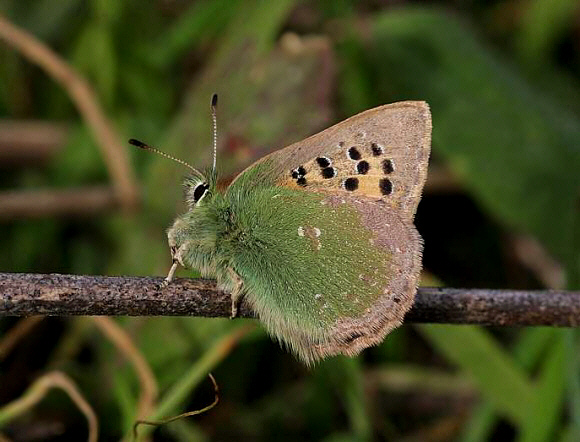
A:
[147,100,431,365]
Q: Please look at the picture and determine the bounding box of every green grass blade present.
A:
[459,328,557,441]
[318,357,372,441]
[419,324,533,425]
[518,329,568,442]
[567,330,580,439]
[459,401,496,442]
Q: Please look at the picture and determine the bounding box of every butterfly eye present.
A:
[192,182,210,205]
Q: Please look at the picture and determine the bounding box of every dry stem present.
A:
[0,14,139,210]
[1,273,579,326]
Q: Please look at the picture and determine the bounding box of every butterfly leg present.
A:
[227,267,244,319]
[159,261,178,289]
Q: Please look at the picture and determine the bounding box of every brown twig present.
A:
[0,186,117,219]
[0,120,67,165]
[132,373,218,441]
[1,273,579,326]
[0,371,98,442]
[510,233,566,289]
[0,14,139,210]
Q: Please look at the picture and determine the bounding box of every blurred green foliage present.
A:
[0,1,579,441]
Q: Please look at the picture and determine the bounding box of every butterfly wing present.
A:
[231,101,431,221]
[224,102,430,363]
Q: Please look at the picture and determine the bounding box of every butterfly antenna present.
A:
[129,139,204,179]
[211,93,218,174]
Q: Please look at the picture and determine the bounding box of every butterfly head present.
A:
[169,167,221,270]
[166,194,220,270]
[130,94,222,274]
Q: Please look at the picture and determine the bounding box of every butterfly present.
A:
[131,95,431,365]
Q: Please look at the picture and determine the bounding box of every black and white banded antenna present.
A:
[128,138,205,180]
[210,93,218,174]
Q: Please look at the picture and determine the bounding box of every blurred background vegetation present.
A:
[0,0,579,441]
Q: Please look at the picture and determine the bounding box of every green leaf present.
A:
[459,328,557,441]
[518,330,568,442]
[156,0,298,196]
[567,330,580,440]
[111,369,138,432]
[418,324,533,424]
[516,0,580,62]
[459,401,496,442]
[71,22,117,107]
[9,0,84,42]
[146,0,240,68]
[319,357,372,441]
[513,327,558,371]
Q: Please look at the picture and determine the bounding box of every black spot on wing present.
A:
[356,161,369,175]
[321,167,336,179]
[379,178,392,195]
[347,147,361,160]
[316,157,331,168]
[291,165,308,186]
[382,159,394,174]
[371,143,383,156]
[343,177,359,191]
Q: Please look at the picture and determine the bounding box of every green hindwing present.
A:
[223,162,422,364]
[228,187,390,328]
